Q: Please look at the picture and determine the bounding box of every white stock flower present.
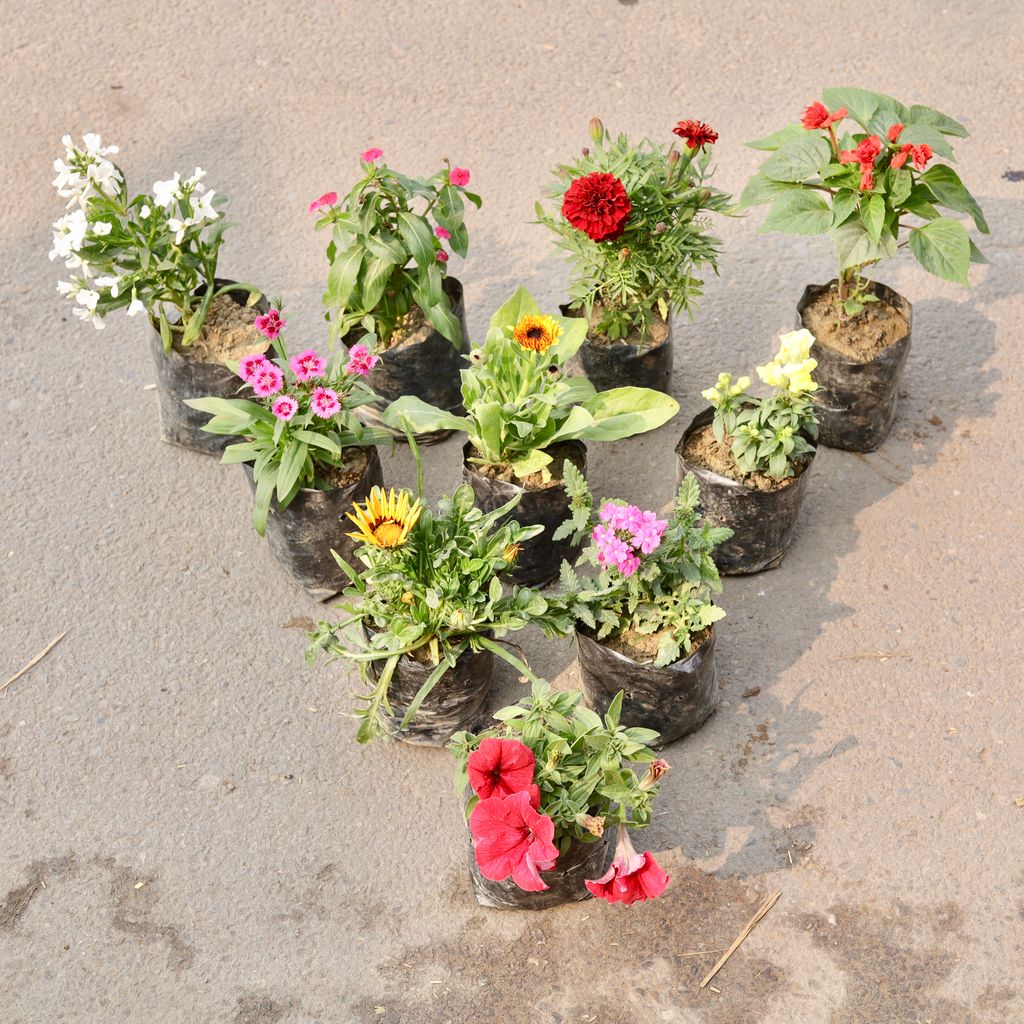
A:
[185,167,206,192]
[81,133,118,157]
[167,216,198,245]
[52,134,122,207]
[140,204,151,218]
[56,280,75,295]
[72,306,106,329]
[126,297,147,317]
[193,189,218,221]
[94,275,120,297]
[75,288,100,311]
[152,173,182,209]
[49,209,89,261]
[92,221,112,236]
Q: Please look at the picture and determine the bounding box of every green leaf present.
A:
[569,388,679,443]
[158,309,173,353]
[395,210,435,268]
[862,193,885,242]
[277,439,305,502]
[325,245,363,311]
[760,189,832,235]
[487,286,540,337]
[181,286,215,347]
[908,217,971,285]
[379,395,471,436]
[888,167,913,207]
[360,253,397,312]
[252,469,275,537]
[897,124,955,161]
[745,123,805,151]
[969,239,989,265]
[736,174,798,210]
[290,430,342,456]
[830,219,896,271]
[919,165,989,233]
[831,190,860,227]
[908,104,968,138]
[547,312,589,365]
[759,136,831,183]
[822,87,885,128]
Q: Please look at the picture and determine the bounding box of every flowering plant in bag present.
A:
[740,88,989,317]
[311,148,480,349]
[701,329,819,481]
[184,313,389,534]
[380,287,679,480]
[306,485,574,743]
[50,133,257,347]
[555,465,730,666]
[450,682,671,902]
[537,117,730,342]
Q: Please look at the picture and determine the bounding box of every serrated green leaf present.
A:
[908,217,971,285]
[759,136,832,183]
[919,165,989,233]
[760,189,832,235]
[862,193,885,242]
[745,123,805,151]
[736,173,798,210]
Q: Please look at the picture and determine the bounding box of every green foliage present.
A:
[740,88,988,313]
[379,287,679,478]
[450,682,665,842]
[314,159,480,349]
[306,485,576,743]
[537,119,731,342]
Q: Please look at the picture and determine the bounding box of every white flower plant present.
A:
[50,133,258,349]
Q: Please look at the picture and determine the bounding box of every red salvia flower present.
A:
[672,119,719,150]
[585,827,670,906]
[839,135,883,167]
[801,102,847,130]
[562,172,632,241]
[467,738,536,800]
[859,166,874,192]
[470,789,559,892]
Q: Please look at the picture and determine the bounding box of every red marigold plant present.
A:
[741,87,989,316]
[450,682,671,902]
[537,117,731,342]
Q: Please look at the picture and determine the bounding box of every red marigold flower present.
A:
[585,827,670,905]
[801,102,847,130]
[891,144,914,170]
[562,171,632,241]
[887,123,905,142]
[469,789,559,892]
[672,119,719,150]
[467,738,536,800]
[913,144,933,171]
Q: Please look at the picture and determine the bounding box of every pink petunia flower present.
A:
[238,352,269,382]
[585,827,670,905]
[271,394,299,421]
[469,789,559,892]
[251,362,284,397]
[467,738,536,800]
[310,386,340,418]
[360,147,383,162]
[254,308,286,339]
[345,343,379,377]
[289,348,327,382]
[434,226,451,240]
[450,167,471,186]
[306,192,338,214]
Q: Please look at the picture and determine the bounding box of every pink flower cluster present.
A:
[345,343,378,377]
[592,502,668,577]
[254,308,286,339]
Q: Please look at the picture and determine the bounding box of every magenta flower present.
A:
[289,348,327,382]
[435,250,449,263]
[630,511,668,555]
[306,192,338,214]
[271,394,299,421]
[593,524,631,569]
[346,344,379,377]
[618,552,641,577]
[360,147,383,162]
[254,309,286,339]
[310,386,341,418]
[252,362,285,397]
[450,167,471,186]
[434,226,451,240]
[238,352,268,382]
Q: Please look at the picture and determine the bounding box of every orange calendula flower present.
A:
[503,543,522,565]
[346,487,422,549]
[513,314,561,354]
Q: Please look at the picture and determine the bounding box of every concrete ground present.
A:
[3,1,1023,1021]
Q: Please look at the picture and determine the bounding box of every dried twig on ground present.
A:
[700,891,781,989]
[1,631,68,695]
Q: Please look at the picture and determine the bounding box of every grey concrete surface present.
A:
[3,1,1023,1021]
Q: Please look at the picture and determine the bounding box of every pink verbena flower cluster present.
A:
[591,502,668,577]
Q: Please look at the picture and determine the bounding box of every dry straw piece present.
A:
[699,891,781,990]
[1,631,67,695]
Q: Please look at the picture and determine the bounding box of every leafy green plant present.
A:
[379,287,679,479]
[701,330,819,481]
[311,152,480,349]
[740,88,988,316]
[555,464,730,666]
[536,117,730,342]
[306,484,574,743]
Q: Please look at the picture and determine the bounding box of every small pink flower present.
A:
[306,192,338,214]
[254,309,286,339]
[252,362,285,397]
[238,352,268,382]
[345,343,379,377]
[435,250,449,263]
[630,511,668,555]
[434,226,451,240]
[271,395,299,421]
[360,147,383,162]
[289,348,327,382]
[618,552,641,577]
[310,386,340,418]
[450,167,471,186]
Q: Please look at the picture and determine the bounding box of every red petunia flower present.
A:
[470,789,559,891]
[887,123,905,142]
[801,102,847,130]
[913,144,933,171]
[562,172,632,241]
[672,119,719,150]
[585,827,670,906]
[467,738,536,800]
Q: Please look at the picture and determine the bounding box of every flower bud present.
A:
[639,759,670,790]
[667,151,680,168]
[400,591,414,604]
[654,222,667,234]
[619,247,631,261]
[582,147,590,157]
[503,543,521,565]
[577,813,606,837]
[589,117,605,144]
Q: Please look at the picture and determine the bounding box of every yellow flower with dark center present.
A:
[513,314,561,354]
[346,487,423,549]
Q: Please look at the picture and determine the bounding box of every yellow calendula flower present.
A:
[346,487,423,549]
[513,314,561,354]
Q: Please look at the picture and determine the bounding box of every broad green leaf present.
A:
[472,401,505,462]
[547,313,589,365]
[745,123,805,151]
[862,193,885,242]
[325,245,363,311]
[574,388,679,442]
[822,87,895,129]
[897,124,955,161]
[908,217,971,285]
[364,231,406,264]
[969,239,989,264]
[736,173,798,210]
[919,165,989,233]
[831,190,860,227]
[360,253,397,312]
[395,211,435,268]
[184,396,267,420]
[379,395,471,435]
[759,135,832,183]
[419,292,462,346]
[487,286,540,336]
[908,104,968,138]
[760,189,832,235]
[888,167,913,207]
[509,449,552,477]
[830,219,897,271]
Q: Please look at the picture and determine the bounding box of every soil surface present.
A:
[314,447,369,491]
[803,283,910,362]
[380,305,429,352]
[604,625,712,663]
[180,293,268,365]
[581,301,670,351]
[472,440,584,488]
[682,422,807,492]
